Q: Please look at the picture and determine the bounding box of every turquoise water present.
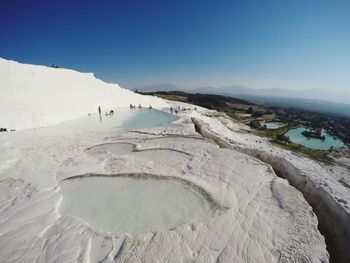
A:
[285,127,345,150]
[57,108,177,132]
[265,122,284,129]
[122,108,177,130]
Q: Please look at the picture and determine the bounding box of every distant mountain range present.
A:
[130,84,350,117]
[132,84,350,105]
[192,86,350,105]
[235,95,350,117]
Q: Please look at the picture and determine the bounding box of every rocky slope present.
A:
[0,58,167,130]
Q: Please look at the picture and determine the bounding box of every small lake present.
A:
[265,122,284,129]
[57,108,177,132]
[285,127,345,150]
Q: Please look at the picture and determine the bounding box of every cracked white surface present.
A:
[0,109,328,262]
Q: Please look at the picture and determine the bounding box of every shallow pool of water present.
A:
[285,127,345,150]
[265,122,284,129]
[59,176,215,235]
[57,108,177,132]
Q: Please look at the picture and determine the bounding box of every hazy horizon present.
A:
[129,83,350,105]
[129,83,350,93]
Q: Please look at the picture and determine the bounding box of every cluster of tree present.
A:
[186,94,228,109]
[251,111,263,118]
[301,129,325,140]
[246,107,263,117]
[188,93,254,106]
[276,133,290,143]
[139,91,255,110]
[249,120,262,129]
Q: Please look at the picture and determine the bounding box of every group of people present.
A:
[105,110,114,116]
[95,104,154,116]
[96,104,197,117]
[129,104,153,109]
[170,107,177,114]
[96,106,114,116]
[0,128,15,132]
[170,106,197,114]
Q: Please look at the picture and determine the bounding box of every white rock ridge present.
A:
[0,58,168,130]
[179,103,349,263]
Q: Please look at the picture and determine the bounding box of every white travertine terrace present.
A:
[0,59,333,262]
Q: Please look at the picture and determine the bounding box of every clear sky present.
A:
[1,0,349,90]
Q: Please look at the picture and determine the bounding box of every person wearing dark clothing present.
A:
[98,106,101,115]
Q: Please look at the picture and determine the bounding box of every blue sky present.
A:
[1,0,349,90]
